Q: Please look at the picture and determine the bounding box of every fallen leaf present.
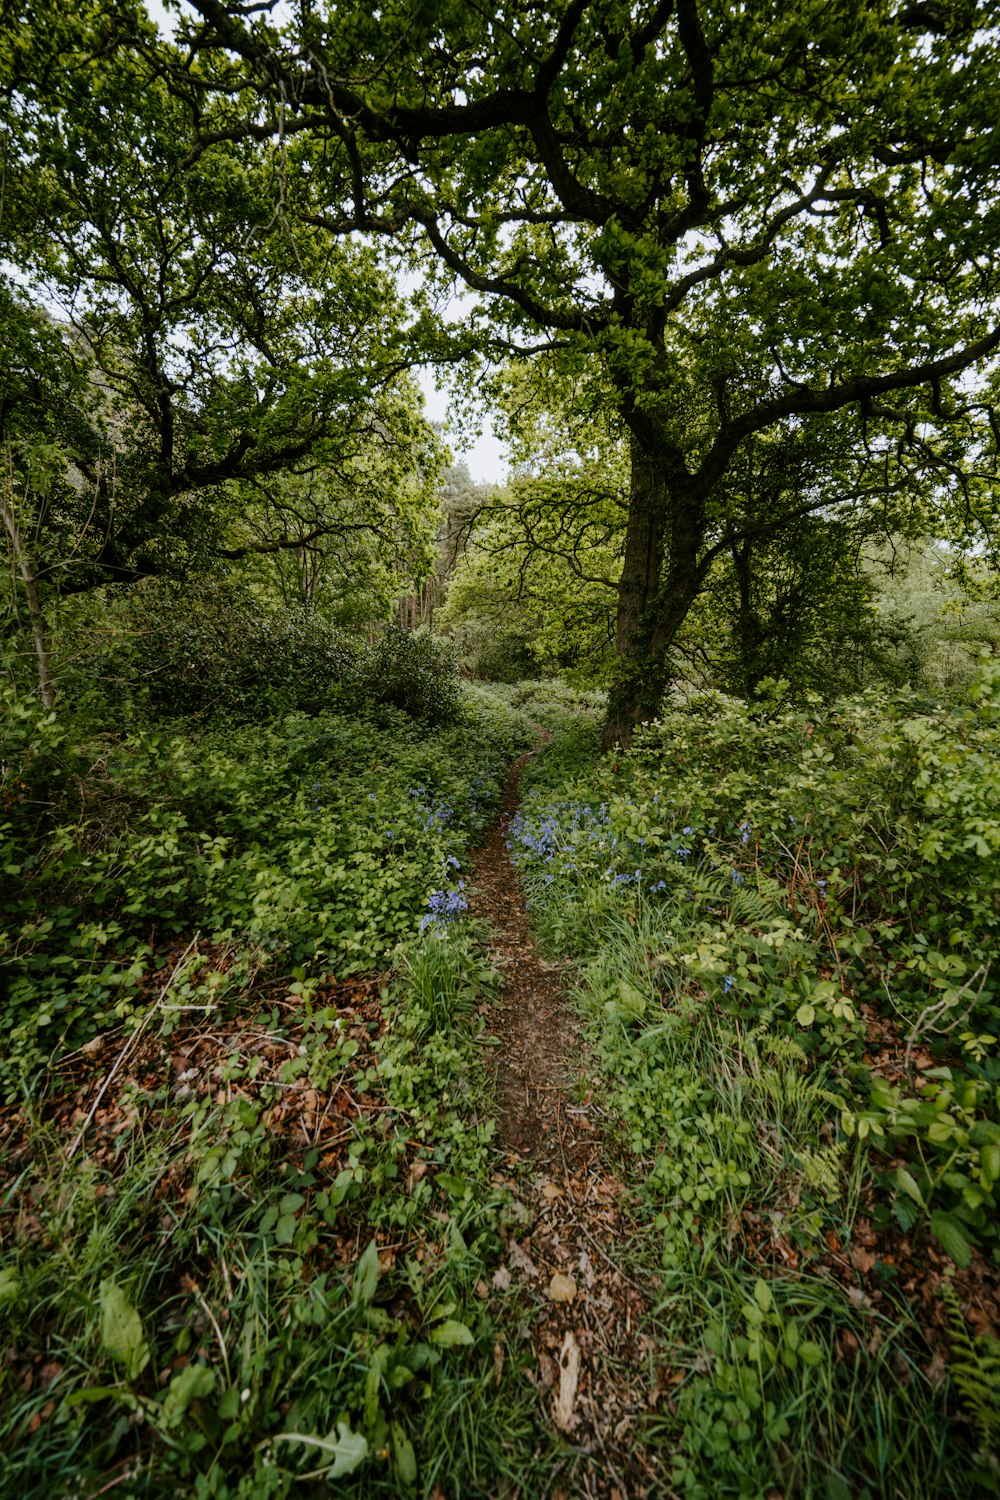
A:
[552,1330,581,1433]
[491,1265,511,1292]
[850,1245,875,1274]
[547,1271,577,1304]
[508,1240,539,1279]
[536,1351,558,1392]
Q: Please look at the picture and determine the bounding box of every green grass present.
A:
[506,679,1000,1497]
[0,924,547,1499]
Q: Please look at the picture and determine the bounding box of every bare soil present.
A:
[469,746,660,1499]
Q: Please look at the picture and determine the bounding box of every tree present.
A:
[0,2,440,640]
[137,0,1000,743]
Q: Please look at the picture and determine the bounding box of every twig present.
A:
[66,936,200,1162]
[899,964,989,1079]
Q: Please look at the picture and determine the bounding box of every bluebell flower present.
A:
[723,975,735,994]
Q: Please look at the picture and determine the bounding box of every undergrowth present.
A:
[0,684,532,1095]
[510,666,1000,1496]
[0,926,547,1498]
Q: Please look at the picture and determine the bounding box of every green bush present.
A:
[0,684,532,1094]
[58,583,462,727]
[366,625,461,723]
[508,662,1000,1268]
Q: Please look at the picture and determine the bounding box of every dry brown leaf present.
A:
[508,1240,539,1279]
[547,1271,577,1304]
[536,1351,558,1392]
[491,1265,511,1292]
[552,1330,581,1433]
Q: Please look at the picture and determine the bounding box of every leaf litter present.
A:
[469,746,659,1497]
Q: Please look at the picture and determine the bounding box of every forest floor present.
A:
[4,695,998,1498]
[468,745,657,1499]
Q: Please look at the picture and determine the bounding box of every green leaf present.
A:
[429,1319,474,1347]
[930,1210,973,1268]
[616,979,647,1016]
[795,1002,816,1027]
[435,1172,468,1197]
[99,1280,150,1381]
[753,1278,773,1314]
[272,1422,368,1477]
[391,1421,418,1487]
[0,1269,19,1304]
[798,1341,823,1367]
[351,1239,380,1307]
[896,1166,926,1208]
[160,1364,215,1429]
[275,1213,297,1245]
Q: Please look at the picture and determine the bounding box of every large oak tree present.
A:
[148,0,1000,742]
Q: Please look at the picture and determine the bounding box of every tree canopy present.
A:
[1,1,440,613]
[3,0,999,737]
[124,0,1000,741]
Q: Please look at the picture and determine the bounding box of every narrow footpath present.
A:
[469,745,658,1500]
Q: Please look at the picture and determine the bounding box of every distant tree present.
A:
[0,2,440,651]
[869,540,1000,698]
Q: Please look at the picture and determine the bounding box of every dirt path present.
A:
[469,746,658,1500]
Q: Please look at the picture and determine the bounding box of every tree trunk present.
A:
[731,538,766,698]
[1,466,55,711]
[601,425,705,750]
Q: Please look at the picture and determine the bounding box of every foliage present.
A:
[0,2,440,611]
[870,540,1000,701]
[504,677,1000,1493]
[0,680,532,1095]
[677,514,902,700]
[50,584,463,728]
[0,927,540,1498]
[510,667,1000,1257]
[147,0,1000,740]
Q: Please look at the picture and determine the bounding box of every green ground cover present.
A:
[2,662,998,1497]
[508,667,1000,1496]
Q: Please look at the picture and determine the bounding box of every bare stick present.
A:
[66,936,201,1162]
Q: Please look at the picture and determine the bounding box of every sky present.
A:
[144,0,507,485]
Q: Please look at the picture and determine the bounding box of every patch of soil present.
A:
[471,743,593,1172]
[470,746,659,1498]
